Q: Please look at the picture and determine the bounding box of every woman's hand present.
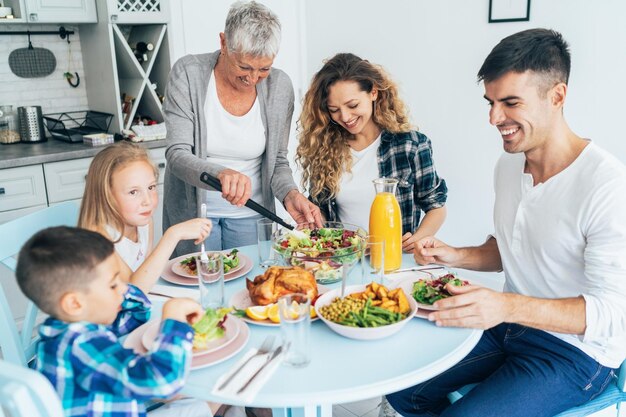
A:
[217,169,252,207]
[283,190,323,228]
[170,218,212,245]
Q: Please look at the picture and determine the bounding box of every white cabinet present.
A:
[43,157,92,203]
[0,0,97,23]
[81,0,171,134]
[24,0,97,23]
[0,165,47,213]
[106,0,169,24]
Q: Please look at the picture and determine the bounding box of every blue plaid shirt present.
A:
[36,285,195,417]
[312,130,448,234]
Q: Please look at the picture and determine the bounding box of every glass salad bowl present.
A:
[272,221,367,284]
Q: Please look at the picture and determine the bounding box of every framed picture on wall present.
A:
[489,0,531,23]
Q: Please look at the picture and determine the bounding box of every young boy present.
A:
[16,226,211,417]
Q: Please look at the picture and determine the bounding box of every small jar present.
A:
[0,105,21,144]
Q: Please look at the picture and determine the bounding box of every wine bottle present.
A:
[131,42,153,63]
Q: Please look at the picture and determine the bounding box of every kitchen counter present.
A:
[0,139,167,169]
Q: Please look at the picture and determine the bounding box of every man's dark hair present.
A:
[16,226,115,316]
[478,28,571,95]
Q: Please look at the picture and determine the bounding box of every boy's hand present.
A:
[162,298,204,325]
[170,218,212,245]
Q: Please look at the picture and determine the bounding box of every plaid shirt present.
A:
[312,130,448,234]
[36,285,194,417]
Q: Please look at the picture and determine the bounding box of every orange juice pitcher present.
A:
[369,178,402,272]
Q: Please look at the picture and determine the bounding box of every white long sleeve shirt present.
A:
[493,142,626,368]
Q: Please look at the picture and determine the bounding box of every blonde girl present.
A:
[79,141,212,294]
[297,53,448,262]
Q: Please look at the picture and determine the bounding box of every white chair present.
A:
[0,201,80,366]
[0,359,64,417]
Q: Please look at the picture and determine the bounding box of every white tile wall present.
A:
[0,24,89,114]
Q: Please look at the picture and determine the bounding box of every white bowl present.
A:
[314,284,417,340]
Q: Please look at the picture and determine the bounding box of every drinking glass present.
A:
[257,218,278,268]
[361,235,386,285]
[195,252,224,309]
[278,293,311,368]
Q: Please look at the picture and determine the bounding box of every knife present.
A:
[387,266,447,274]
[236,345,284,394]
[200,172,294,230]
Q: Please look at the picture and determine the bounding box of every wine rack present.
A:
[80,0,171,134]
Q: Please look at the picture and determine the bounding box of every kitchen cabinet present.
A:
[0,0,97,23]
[80,0,171,134]
[0,165,47,213]
[106,0,169,24]
[0,146,166,244]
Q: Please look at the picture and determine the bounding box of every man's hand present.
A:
[283,190,323,227]
[217,169,251,207]
[428,284,512,329]
[414,236,462,266]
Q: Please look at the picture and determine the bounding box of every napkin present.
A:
[148,284,200,301]
[211,347,285,404]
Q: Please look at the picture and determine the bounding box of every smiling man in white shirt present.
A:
[386,28,626,417]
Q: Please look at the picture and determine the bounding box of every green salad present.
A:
[412,274,469,305]
[180,248,240,275]
[191,307,231,350]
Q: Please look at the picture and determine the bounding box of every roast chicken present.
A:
[246,266,318,306]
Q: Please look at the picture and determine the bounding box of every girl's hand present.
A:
[170,218,212,245]
[217,169,252,207]
[162,298,204,325]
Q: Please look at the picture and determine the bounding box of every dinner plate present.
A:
[161,253,253,287]
[124,316,250,370]
[229,285,329,327]
[140,315,240,357]
[394,277,472,315]
[170,251,245,279]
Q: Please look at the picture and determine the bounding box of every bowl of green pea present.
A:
[314,284,417,340]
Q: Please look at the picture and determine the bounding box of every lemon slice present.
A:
[267,303,281,323]
[310,306,317,319]
[246,305,269,321]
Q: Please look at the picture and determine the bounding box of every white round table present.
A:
[167,245,482,417]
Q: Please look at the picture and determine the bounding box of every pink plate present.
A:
[161,253,253,287]
[124,316,250,370]
[171,252,245,279]
[140,316,240,357]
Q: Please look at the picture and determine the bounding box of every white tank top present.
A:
[106,224,150,272]
[204,71,266,219]
[336,135,381,231]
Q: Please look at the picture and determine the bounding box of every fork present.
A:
[200,203,208,262]
[217,335,275,390]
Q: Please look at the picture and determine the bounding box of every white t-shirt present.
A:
[204,71,265,219]
[106,224,150,272]
[493,142,626,368]
[336,136,381,231]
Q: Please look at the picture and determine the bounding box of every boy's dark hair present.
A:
[16,226,115,317]
[478,28,571,96]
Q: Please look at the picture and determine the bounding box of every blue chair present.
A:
[0,358,64,417]
[448,360,626,416]
[0,201,80,366]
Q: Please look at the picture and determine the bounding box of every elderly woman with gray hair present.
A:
[163,0,321,254]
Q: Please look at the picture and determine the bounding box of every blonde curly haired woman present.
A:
[297,53,448,263]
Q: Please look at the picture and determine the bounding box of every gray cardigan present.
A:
[162,51,297,256]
